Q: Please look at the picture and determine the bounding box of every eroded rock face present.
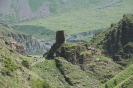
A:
[8,42,26,55]
[56,30,65,44]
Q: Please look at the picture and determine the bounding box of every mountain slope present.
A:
[0,0,124,23]
[100,62,133,88]
[0,23,49,54]
[14,0,133,36]
[11,25,55,41]
[0,34,51,88]
[42,42,122,87]
[90,14,133,66]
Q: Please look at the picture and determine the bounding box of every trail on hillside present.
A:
[31,57,45,67]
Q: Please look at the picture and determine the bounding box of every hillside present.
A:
[100,63,133,88]
[1,0,133,87]
[0,34,51,88]
[90,14,133,66]
[1,14,133,87]
[89,14,133,88]
[0,0,124,23]
[11,0,133,42]
[0,23,49,55]
[41,41,122,87]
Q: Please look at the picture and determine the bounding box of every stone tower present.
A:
[56,30,65,44]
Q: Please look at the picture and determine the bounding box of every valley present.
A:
[11,0,133,43]
[0,0,133,88]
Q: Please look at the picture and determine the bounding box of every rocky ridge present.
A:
[0,23,49,54]
[90,14,133,66]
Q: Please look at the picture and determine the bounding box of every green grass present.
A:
[0,31,51,88]
[28,0,48,12]
[76,36,93,42]
[30,78,52,88]
[93,55,110,61]
[28,0,105,13]
[11,25,55,40]
[55,57,101,87]
[100,64,133,88]
[3,57,18,75]
[13,0,133,36]
[31,59,70,88]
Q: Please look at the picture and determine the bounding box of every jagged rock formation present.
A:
[10,42,25,55]
[1,34,25,55]
[0,24,49,54]
[6,33,49,54]
[90,14,133,66]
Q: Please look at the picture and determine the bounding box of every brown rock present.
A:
[56,30,65,44]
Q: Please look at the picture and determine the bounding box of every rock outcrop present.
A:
[0,24,49,54]
[10,42,25,55]
[6,33,49,53]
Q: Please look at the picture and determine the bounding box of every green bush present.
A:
[110,23,115,27]
[30,78,52,88]
[22,60,29,68]
[3,57,18,75]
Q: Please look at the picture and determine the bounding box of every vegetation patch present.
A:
[3,57,18,76]
[11,25,55,41]
[100,64,133,88]
[22,60,30,68]
[30,78,52,88]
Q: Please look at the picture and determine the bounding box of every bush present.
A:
[22,60,29,68]
[30,78,52,88]
[110,23,115,27]
[3,57,18,75]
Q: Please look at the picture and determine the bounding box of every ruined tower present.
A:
[56,30,65,44]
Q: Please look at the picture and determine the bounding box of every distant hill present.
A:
[11,0,133,40]
[0,0,130,23]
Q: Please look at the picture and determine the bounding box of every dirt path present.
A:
[31,57,45,67]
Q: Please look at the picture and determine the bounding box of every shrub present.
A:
[110,23,115,27]
[3,57,18,75]
[22,60,29,68]
[30,78,52,88]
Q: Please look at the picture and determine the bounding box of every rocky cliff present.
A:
[6,33,49,53]
[0,23,49,54]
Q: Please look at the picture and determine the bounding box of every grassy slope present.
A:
[0,26,51,88]
[89,14,133,88]
[31,59,71,88]
[11,25,55,41]
[13,0,133,36]
[28,0,104,13]
[55,57,101,88]
[100,63,133,88]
